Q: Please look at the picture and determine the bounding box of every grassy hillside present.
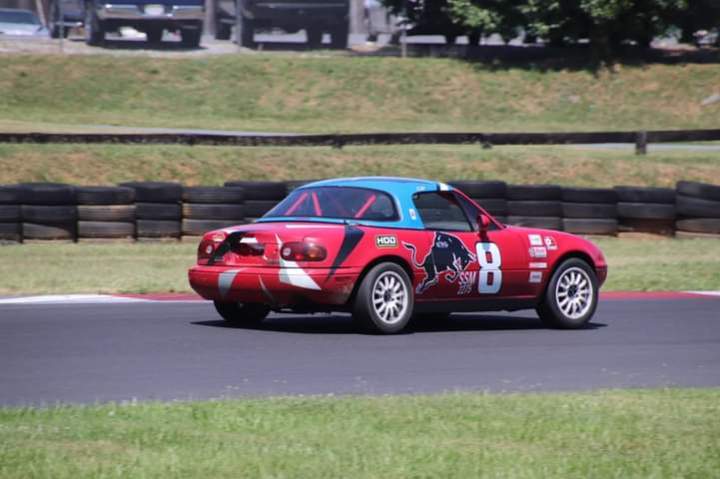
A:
[1,55,718,133]
[1,144,718,187]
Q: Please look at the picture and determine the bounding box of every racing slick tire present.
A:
[182,203,245,220]
[77,205,135,222]
[537,258,598,329]
[352,262,414,334]
[561,187,617,204]
[617,202,676,220]
[136,220,181,238]
[119,182,182,203]
[135,203,182,220]
[19,183,75,205]
[76,186,134,205]
[614,186,675,204]
[21,205,77,223]
[78,221,135,238]
[561,202,617,219]
[675,195,720,218]
[214,301,270,325]
[0,205,20,222]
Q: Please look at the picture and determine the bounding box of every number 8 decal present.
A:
[476,242,502,294]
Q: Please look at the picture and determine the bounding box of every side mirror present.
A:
[478,213,490,234]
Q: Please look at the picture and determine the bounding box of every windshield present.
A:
[0,10,40,24]
[264,186,398,221]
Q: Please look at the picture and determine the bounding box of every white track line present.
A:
[0,294,149,305]
[686,291,720,297]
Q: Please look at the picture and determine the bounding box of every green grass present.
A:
[1,143,718,187]
[0,237,718,295]
[1,389,718,478]
[1,55,718,133]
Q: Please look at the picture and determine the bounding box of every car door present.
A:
[411,190,532,301]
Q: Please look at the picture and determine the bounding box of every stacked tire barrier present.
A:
[20,183,77,241]
[449,181,507,224]
[675,181,720,237]
[0,179,718,243]
[506,184,562,231]
[0,185,22,242]
[120,182,182,240]
[77,186,136,240]
[614,186,676,235]
[224,181,287,222]
[182,186,246,236]
[561,187,618,236]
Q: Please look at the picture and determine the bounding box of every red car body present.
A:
[189,177,607,332]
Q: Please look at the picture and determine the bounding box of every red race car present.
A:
[189,177,607,333]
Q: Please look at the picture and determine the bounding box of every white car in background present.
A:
[0,8,47,37]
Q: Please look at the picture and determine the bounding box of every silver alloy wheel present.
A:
[555,266,594,319]
[371,270,409,325]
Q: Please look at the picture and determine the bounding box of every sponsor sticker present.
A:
[529,234,543,246]
[529,262,547,269]
[544,236,558,250]
[375,235,398,248]
[529,246,547,258]
[529,271,543,283]
[457,271,477,295]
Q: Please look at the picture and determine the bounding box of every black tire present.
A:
[614,186,675,204]
[78,221,135,238]
[214,301,270,325]
[19,183,75,205]
[23,222,75,240]
[78,205,135,222]
[617,202,676,220]
[449,180,506,198]
[240,17,255,48]
[215,20,232,40]
[537,258,599,329]
[561,187,617,204]
[0,223,21,241]
[508,200,562,217]
[675,195,720,218]
[182,219,243,236]
[506,216,563,230]
[21,205,77,223]
[617,203,675,220]
[180,27,201,48]
[562,203,617,219]
[307,27,323,47]
[136,203,181,220]
[182,203,245,220]
[0,185,22,204]
[675,218,720,234]
[472,198,507,216]
[0,205,20,222]
[676,181,720,201]
[118,182,182,203]
[146,28,163,43]
[352,262,414,334]
[136,220,181,238]
[507,185,561,201]
[76,186,134,205]
[562,218,618,235]
[224,181,287,201]
[330,25,348,49]
[244,200,279,217]
[182,186,244,204]
[48,1,70,39]
[84,3,104,46]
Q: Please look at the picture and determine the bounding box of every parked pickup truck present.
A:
[53,0,205,46]
[215,0,349,49]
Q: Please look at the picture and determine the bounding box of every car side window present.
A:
[455,193,500,231]
[412,192,473,232]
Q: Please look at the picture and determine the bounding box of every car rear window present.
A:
[264,186,398,221]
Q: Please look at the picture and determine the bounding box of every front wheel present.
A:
[84,4,104,46]
[214,301,270,326]
[537,258,598,329]
[180,28,201,48]
[353,263,414,334]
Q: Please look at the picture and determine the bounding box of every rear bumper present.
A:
[96,4,205,21]
[188,265,360,307]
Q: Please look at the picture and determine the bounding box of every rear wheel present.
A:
[214,301,270,325]
[307,27,323,47]
[330,25,348,49]
[146,28,163,43]
[215,20,232,40]
[353,263,413,334]
[180,28,201,48]
[537,258,598,329]
[84,4,104,46]
[240,17,255,48]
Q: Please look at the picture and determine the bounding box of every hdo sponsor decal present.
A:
[375,235,398,248]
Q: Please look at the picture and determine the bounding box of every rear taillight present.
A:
[198,232,227,262]
[280,241,327,262]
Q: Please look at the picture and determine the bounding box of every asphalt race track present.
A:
[1,295,719,406]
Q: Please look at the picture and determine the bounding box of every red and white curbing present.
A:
[0,291,719,305]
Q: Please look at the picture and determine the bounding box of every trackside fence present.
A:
[0,180,719,243]
[1,129,720,153]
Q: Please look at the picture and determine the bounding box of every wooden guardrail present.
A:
[1,129,719,154]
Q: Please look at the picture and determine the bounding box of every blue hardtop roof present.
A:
[256,177,455,229]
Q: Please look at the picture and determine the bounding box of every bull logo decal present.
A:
[403,232,476,294]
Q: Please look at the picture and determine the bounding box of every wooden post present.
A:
[635,131,647,155]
